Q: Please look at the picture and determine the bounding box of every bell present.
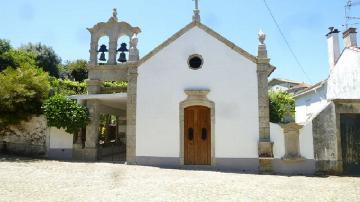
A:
[118,52,127,63]
[98,44,108,52]
[117,43,129,52]
[99,52,106,61]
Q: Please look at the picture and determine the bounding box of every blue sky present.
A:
[1,0,359,84]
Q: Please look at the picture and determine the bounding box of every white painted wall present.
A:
[136,26,259,158]
[299,121,314,159]
[270,122,314,160]
[327,48,360,99]
[295,84,328,123]
[49,127,73,149]
[270,123,285,159]
[270,84,289,92]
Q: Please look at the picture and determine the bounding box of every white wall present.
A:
[295,84,327,123]
[270,122,314,160]
[270,84,289,92]
[327,48,360,99]
[137,26,259,158]
[49,127,73,149]
[270,123,285,159]
[299,121,314,159]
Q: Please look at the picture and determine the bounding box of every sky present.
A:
[0,0,359,84]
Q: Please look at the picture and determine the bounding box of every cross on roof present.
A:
[194,0,199,10]
[192,0,201,22]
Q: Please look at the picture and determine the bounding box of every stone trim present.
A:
[179,90,215,166]
[126,66,138,164]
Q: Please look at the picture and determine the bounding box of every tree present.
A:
[0,65,50,127]
[42,94,90,134]
[0,39,12,54]
[67,59,88,82]
[20,43,61,77]
[0,49,36,72]
[269,91,295,123]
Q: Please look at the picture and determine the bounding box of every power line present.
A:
[262,0,313,84]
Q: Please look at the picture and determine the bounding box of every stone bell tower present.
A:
[76,9,141,162]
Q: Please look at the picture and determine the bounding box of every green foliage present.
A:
[269,91,295,123]
[20,43,61,77]
[50,78,87,96]
[102,81,128,88]
[0,39,12,54]
[0,49,37,72]
[42,94,90,134]
[67,59,88,82]
[0,66,50,127]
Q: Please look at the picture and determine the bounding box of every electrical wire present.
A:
[262,0,313,84]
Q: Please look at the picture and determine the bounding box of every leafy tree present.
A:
[42,94,90,134]
[0,39,12,54]
[269,91,295,123]
[20,43,61,77]
[0,66,50,127]
[67,59,88,82]
[0,49,36,72]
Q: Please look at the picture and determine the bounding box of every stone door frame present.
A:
[179,90,215,166]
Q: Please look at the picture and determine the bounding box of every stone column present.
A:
[257,30,274,173]
[108,36,118,65]
[89,35,98,65]
[86,80,102,94]
[126,66,138,164]
[83,100,100,161]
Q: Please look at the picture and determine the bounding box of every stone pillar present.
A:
[89,35,98,65]
[126,66,138,164]
[83,100,100,161]
[87,80,102,94]
[257,30,274,173]
[108,36,118,65]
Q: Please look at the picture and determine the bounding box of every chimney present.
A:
[326,27,340,71]
[343,27,357,48]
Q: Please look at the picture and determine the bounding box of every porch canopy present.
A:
[69,93,128,116]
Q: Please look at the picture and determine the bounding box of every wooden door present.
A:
[184,106,211,165]
[340,114,360,174]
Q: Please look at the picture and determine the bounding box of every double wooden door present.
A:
[184,106,211,165]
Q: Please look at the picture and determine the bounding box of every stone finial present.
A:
[109,8,118,22]
[130,34,138,48]
[258,29,266,45]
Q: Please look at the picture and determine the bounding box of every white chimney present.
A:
[326,27,340,71]
[343,28,357,48]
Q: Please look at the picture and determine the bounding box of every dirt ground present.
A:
[0,156,359,202]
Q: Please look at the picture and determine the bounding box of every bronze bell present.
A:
[118,52,127,63]
[99,52,106,61]
[117,43,128,63]
[98,44,108,61]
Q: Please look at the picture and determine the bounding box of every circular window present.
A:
[188,55,203,70]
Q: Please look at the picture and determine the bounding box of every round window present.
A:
[188,55,203,70]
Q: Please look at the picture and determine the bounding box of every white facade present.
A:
[295,82,328,123]
[327,48,360,99]
[136,26,260,159]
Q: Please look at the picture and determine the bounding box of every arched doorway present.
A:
[184,106,211,165]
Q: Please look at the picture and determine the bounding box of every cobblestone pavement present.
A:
[0,156,359,202]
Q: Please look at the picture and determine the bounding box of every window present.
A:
[188,55,203,70]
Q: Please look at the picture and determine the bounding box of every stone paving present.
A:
[0,156,359,202]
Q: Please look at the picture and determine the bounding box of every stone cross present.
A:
[192,0,201,22]
[194,0,199,10]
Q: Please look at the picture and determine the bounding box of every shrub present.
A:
[42,94,90,134]
[269,91,295,123]
[50,78,87,96]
